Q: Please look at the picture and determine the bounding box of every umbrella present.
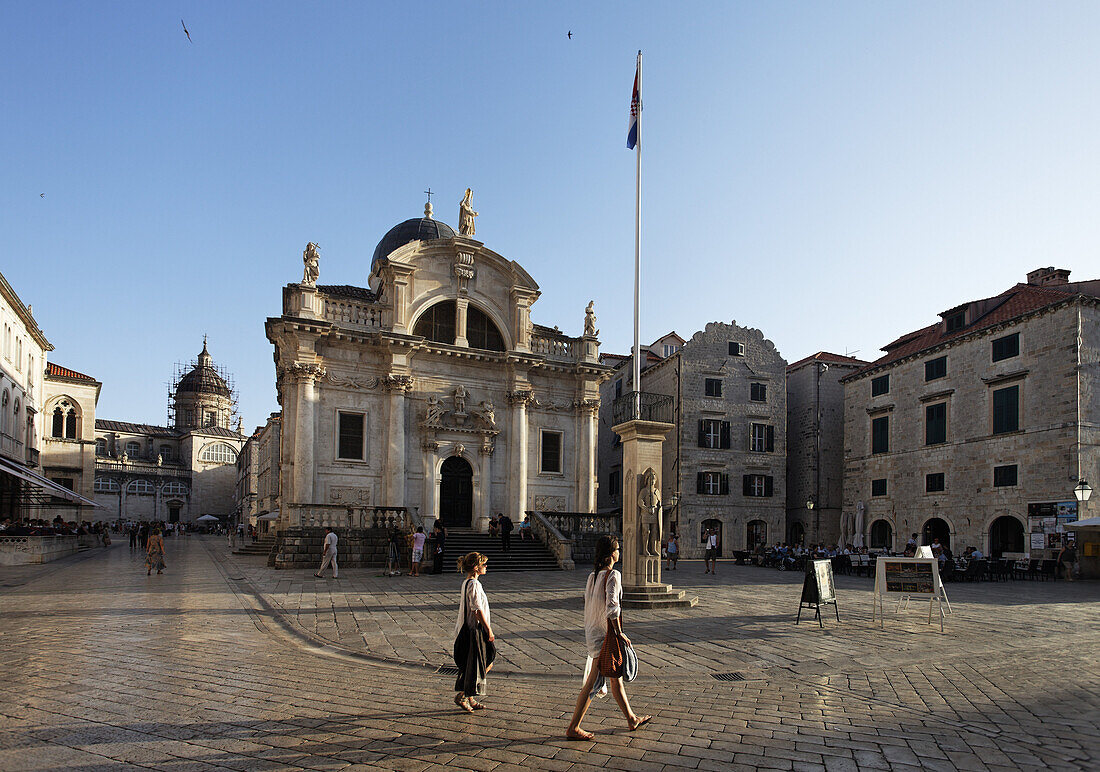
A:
[195,515,220,522]
[1064,517,1100,529]
[257,512,279,521]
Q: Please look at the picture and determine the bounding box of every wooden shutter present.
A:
[697,472,705,494]
[764,476,774,497]
[719,474,730,495]
[743,475,752,496]
[766,425,775,453]
[720,421,731,449]
[697,420,706,448]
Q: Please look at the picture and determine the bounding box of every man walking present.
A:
[128,524,138,552]
[704,527,719,575]
[499,513,514,553]
[314,526,339,579]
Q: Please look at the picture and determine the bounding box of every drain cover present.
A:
[712,672,748,682]
[435,665,460,676]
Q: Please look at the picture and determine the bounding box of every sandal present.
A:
[468,700,485,710]
[566,728,595,741]
[454,694,474,713]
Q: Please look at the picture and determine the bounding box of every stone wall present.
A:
[272,527,397,570]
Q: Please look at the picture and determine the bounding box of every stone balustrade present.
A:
[282,504,416,531]
[526,510,575,570]
[323,298,384,329]
[529,333,579,360]
[527,511,622,568]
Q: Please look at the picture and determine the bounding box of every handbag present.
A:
[597,627,625,678]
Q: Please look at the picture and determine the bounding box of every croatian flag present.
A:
[627,61,640,150]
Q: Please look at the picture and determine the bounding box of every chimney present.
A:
[1026,267,1071,286]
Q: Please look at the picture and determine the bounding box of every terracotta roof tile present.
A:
[45,362,98,382]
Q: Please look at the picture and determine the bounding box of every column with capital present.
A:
[477,439,493,531]
[576,399,598,512]
[290,364,325,522]
[384,375,412,507]
[421,440,439,529]
[508,390,531,518]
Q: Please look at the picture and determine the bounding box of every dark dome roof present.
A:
[177,343,231,397]
[371,216,456,272]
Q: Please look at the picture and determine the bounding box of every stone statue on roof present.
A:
[584,301,599,337]
[302,242,320,287]
[459,188,478,237]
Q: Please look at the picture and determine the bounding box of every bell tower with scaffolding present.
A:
[168,337,238,430]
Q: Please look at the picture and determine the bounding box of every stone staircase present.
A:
[443,528,561,572]
[233,535,276,557]
[622,583,699,609]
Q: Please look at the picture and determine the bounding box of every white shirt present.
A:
[584,569,622,658]
[454,577,490,638]
[707,534,718,549]
[324,531,338,555]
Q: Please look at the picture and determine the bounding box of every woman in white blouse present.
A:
[453,551,496,712]
[566,536,651,740]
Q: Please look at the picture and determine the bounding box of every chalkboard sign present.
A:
[883,560,935,594]
[797,559,840,627]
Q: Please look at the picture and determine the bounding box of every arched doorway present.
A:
[989,516,1024,558]
[440,456,473,528]
[746,519,767,551]
[788,522,805,546]
[922,517,951,552]
[869,519,893,551]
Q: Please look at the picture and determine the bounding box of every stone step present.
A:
[621,585,699,609]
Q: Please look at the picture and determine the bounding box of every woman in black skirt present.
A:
[453,551,496,711]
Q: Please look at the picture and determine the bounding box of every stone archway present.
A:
[989,515,1024,558]
[439,456,473,528]
[922,517,951,552]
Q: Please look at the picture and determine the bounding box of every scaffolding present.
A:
[167,352,239,430]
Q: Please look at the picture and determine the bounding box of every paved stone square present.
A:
[0,536,1097,771]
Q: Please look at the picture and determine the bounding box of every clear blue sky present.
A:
[4,2,1100,431]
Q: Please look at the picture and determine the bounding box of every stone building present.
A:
[92,341,247,524]
[0,271,95,520]
[598,322,787,558]
[254,413,281,532]
[41,363,102,519]
[785,352,866,546]
[236,427,260,527]
[841,267,1100,557]
[265,196,609,535]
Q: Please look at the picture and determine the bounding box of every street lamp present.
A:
[806,497,815,511]
[1074,480,1092,521]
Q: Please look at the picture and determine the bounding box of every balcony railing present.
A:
[612,391,674,425]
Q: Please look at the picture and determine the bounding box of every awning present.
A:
[257,511,279,521]
[0,454,99,507]
[1064,516,1100,529]
[195,514,220,522]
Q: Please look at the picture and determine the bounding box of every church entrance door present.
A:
[440,456,473,528]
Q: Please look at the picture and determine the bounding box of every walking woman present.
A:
[453,551,496,712]
[145,527,166,576]
[566,536,651,740]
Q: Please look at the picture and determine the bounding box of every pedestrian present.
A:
[566,536,651,740]
[453,551,496,712]
[411,526,426,576]
[128,524,138,552]
[432,521,447,574]
[488,514,499,537]
[145,528,166,576]
[499,514,514,552]
[314,526,339,579]
[704,528,719,574]
[139,523,150,551]
[1058,542,1077,582]
[666,532,679,570]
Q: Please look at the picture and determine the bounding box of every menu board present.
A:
[883,560,935,594]
[1030,533,1046,550]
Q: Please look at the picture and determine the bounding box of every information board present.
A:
[796,559,839,627]
[873,557,946,632]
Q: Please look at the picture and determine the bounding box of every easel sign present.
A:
[872,557,947,632]
[797,559,840,627]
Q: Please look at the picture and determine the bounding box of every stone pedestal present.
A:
[613,418,698,609]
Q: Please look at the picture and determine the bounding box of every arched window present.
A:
[1,390,9,435]
[162,481,189,496]
[467,306,505,351]
[65,409,77,439]
[201,442,237,463]
[869,519,893,550]
[94,477,120,493]
[50,400,79,439]
[52,406,64,438]
[127,479,154,495]
[746,519,768,551]
[95,438,107,456]
[125,441,142,458]
[13,399,21,443]
[413,301,456,344]
[159,445,174,462]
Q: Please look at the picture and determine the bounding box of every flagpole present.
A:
[633,50,642,418]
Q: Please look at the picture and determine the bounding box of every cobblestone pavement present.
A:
[0,536,1097,771]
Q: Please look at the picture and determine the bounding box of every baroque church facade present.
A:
[266,194,609,532]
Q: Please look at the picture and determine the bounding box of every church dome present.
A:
[370,203,456,273]
[176,341,231,397]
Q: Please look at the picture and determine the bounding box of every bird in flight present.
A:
[567,30,573,39]
[39,193,44,198]
[182,19,192,43]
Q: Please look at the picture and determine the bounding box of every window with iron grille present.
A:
[925,472,945,493]
[540,430,563,474]
[871,478,887,496]
[336,411,366,460]
[993,464,1018,487]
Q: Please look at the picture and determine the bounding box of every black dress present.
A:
[453,579,496,696]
